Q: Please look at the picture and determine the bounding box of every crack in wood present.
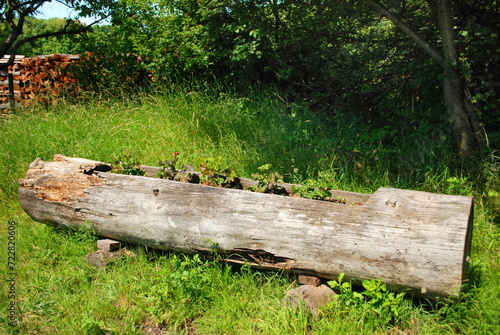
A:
[226,248,297,268]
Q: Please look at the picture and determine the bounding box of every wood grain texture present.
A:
[19,155,474,299]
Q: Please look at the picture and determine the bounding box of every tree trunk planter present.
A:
[19,155,474,299]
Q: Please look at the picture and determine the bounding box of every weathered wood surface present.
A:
[19,155,474,299]
[138,164,371,205]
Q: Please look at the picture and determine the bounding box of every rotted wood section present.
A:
[19,155,474,299]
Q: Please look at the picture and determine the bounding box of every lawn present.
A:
[1,88,499,334]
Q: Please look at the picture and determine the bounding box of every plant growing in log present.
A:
[111,151,145,176]
[291,179,333,201]
[18,155,475,299]
[198,156,238,188]
[246,164,287,195]
[155,152,181,180]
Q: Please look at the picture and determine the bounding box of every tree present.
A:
[7,17,84,56]
[0,0,116,70]
[363,0,486,157]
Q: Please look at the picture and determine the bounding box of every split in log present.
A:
[18,155,474,299]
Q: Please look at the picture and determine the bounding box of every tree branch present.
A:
[364,0,444,67]
[0,15,108,70]
[12,16,107,54]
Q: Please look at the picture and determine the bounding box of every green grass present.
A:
[1,87,499,334]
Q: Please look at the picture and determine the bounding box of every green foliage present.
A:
[61,0,497,151]
[5,0,499,150]
[100,0,212,81]
[111,151,145,176]
[167,254,215,303]
[81,311,106,335]
[328,274,406,324]
[291,178,333,201]
[361,278,406,322]
[246,163,286,194]
[0,0,115,60]
[11,18,84,56]
[198,156,237,187]
[155,152,181,180]
[455,1,500,149]
[327,273,364,306]
[446,175,474,196]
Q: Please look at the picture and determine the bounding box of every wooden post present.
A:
[8,72,14,108]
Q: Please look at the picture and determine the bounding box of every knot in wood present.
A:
[385,198,398,208]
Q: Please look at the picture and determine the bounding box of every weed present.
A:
[361,277,407,323]
[155,152,181,180]
[81,311,106,335]
[291,178,333,201]
[328,274,406,324]
[446,175,474,196]
[198,156,238,187]
[246,164,287,194]
[328,273,364,306]
[111,151,145,176]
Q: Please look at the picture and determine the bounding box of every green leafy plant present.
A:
[155,152,181,180]
[361,277,406,322]
[328,274,406,323]
[198,156,237,188]
[246,164,286,194]
[328,273,364,305]
[111,151,146,176]
[168,253,215,303]
[291,179,333,200]
[81,311,106,335]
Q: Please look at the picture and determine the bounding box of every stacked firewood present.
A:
[0,55,24,108]
[0,54,81,108]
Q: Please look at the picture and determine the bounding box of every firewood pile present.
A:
[0,55,23,109]
[0,54,81,109]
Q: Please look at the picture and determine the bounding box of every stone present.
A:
[84,248,136,270]
[298,275,321,287]
[97,239,122,251]
[282,284,337,319]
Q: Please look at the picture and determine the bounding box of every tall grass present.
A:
[1,87,499,334]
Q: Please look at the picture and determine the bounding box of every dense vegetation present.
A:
[1,0,499,333]
[72,0,500,154]
[2,1,498,152]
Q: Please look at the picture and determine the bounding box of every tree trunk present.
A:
[364,0,484,157]
[436,0,478,157]
[19,155,474,299]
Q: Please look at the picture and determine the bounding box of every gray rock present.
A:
[84,248,136,270]
[282,284,337,318]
